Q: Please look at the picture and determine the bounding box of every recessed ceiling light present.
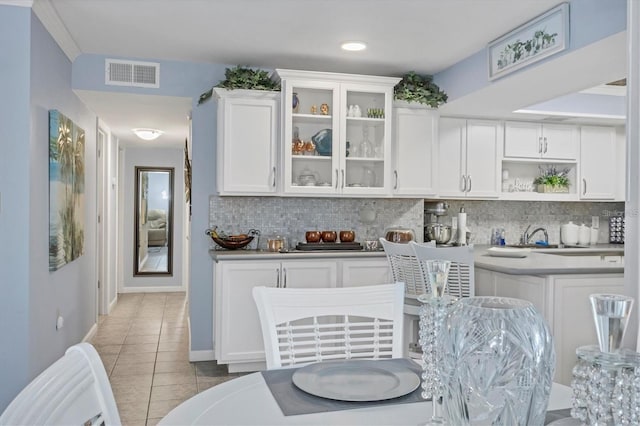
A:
[341,41,367,52]
[132,128,163,140]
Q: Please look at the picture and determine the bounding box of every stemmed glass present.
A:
[418,259,456,425]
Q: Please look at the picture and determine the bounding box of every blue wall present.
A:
[0,5,32,412]
[435,0,627,102]
[72,53,227,351]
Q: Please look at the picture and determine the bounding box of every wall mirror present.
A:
[135,166,174,276]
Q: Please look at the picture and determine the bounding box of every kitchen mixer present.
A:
[424,201,452,245]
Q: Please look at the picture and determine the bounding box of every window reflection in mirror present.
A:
[135,167,174,276]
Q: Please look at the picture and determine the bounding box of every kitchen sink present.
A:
[505,244,560,249]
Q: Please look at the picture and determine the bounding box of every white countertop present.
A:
[209,248,387,261]
[474,244,624,275]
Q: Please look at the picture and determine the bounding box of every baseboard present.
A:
[82,323,98,343]
[108,296,118,314]
[189,349,215,362]
[120,286,185,293]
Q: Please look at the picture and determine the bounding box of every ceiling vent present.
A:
[105,59,159,88]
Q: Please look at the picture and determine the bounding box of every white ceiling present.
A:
[31,0,625,145]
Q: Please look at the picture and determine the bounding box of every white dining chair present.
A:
[379,238,436,357]
[0,342,121,426]
[252,283,405,369]
[409,241,475,298]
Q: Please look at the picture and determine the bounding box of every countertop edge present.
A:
[209,249,387,261]
[474,245,624,275]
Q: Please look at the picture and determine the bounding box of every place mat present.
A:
[261,358,426,416]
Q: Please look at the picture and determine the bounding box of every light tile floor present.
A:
[91,292,241,426]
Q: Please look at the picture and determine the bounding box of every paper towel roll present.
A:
[457,210,467,246]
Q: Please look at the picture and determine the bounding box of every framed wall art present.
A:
[49,110,85,271]
[488,3,569,81]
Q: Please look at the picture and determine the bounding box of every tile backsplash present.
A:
[208,196,624,249]
[209,196,424,249]
[433,200,625,246]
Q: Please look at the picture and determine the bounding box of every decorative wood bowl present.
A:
[206,228,259,250]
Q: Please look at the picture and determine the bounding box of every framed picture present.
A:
[49,110,85,271]
[488,3,569,81]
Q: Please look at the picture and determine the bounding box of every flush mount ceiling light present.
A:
[341,41,367,52]
[132,128,163,140]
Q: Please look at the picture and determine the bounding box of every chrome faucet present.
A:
[520,225,549,245]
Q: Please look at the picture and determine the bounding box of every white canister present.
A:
[590,227,599,245]
[560,221,579,246]
[578,224,591,246]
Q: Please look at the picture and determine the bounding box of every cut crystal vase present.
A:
[439,296,555,426]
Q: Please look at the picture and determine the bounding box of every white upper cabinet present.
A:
[438,118,502,198]
[392,102,438,196]
[214,89,280,195]
[579,126,617,200]
[275,69,398,197]
[504,121,578,160]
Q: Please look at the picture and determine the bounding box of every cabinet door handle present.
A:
[460,175,467,192]
[467,175,472,192]
[583,178,587,195]
[335,169,339,189]
[543,137,548,154]
[394,170,398,190]
[341,169,345,189]
[282,268,287,288]
[272,166,276,187]
[538,137,542,154]
[276,269,280,288]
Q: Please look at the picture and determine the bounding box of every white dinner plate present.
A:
[487,247,531,258]
[291,359,420,402]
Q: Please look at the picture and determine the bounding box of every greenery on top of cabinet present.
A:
[199,66,281,105]
[394,72,448,108]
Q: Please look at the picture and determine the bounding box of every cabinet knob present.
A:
[341,169,345,189]
[460,175,467,192]
[335,169,339,189]
[543,137,548,154]
[467,175,472,192]
[276,269,280,288]
[538,137,542,154]
[272,166,276,187]
[394,170,398,190]
[583,178,587,195]
[283,268,287,288]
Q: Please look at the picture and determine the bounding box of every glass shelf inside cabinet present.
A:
[293,114,332,123]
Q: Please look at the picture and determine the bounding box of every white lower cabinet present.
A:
[476,268,624,385]
[214,259,336,371]
[214,257,388,372]
[340,258,391,286]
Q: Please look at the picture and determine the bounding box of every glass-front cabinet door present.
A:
[340,84,393,196]
[277,69,398,196]
[282,79,340,194]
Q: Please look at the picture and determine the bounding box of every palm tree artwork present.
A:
[49,110,85,271]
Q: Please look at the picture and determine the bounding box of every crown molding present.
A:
[0,1,33,6]
[32,0,81,61]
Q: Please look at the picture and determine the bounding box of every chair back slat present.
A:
[409,242,475,298]
[379,238,435,297]
[253,283,405,369]
[0,343,121,426]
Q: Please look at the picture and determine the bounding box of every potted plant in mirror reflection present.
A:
[534,165,570,193]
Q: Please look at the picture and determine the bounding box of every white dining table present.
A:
[159,367,573,425]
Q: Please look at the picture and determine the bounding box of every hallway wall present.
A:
[121,146,185,291]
